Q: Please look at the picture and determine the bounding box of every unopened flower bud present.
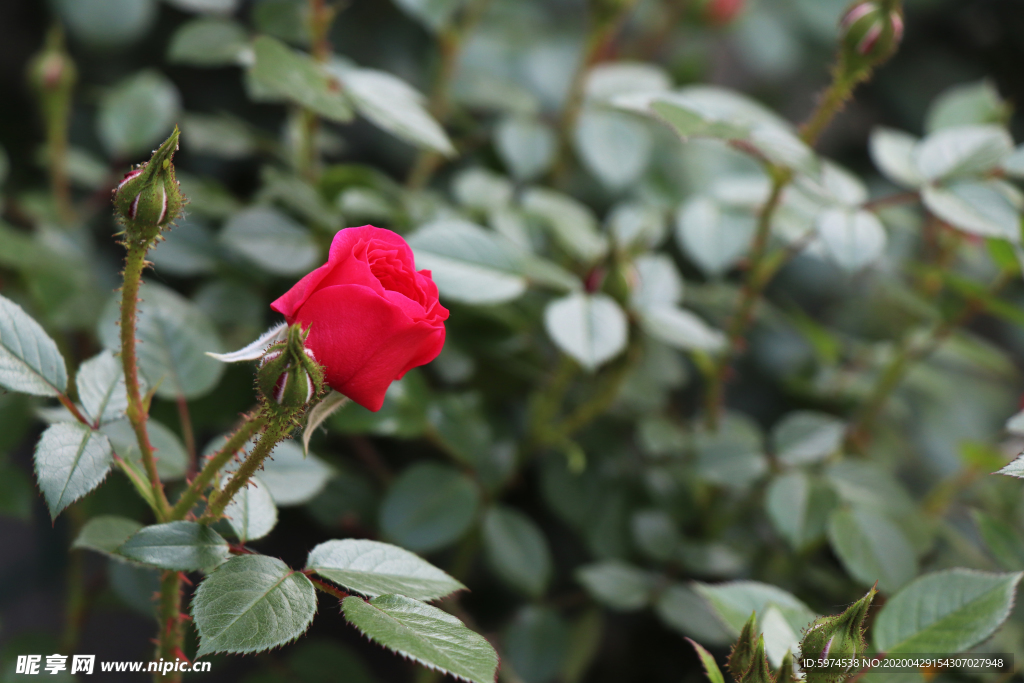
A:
[28,27,76,95]
[728,612,759,679]
[800,585,876,683]
[112,127,186,244]
[839,2,903,73]
[257,324,325,412]
[740,636,773,683]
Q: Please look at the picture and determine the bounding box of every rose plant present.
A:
[2,0,1024,682]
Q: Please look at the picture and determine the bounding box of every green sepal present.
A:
[727,611,759,680]
[257,323,325,414]
[774,650,798,683]
[112,126,186,244]
[800,585,877,683]
[739,636,773,683]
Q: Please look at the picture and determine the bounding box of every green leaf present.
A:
[637,87,816,174]
[638,306,726,353]
[392,0,468,32]
[496,116,556,182]
[870,127,923,188]
[973,510,1024,570]
[914,124,1013,181]
[167,18,247,66]
[544,293,628,371]
[101,418,188,480]
[165,0,238,13]
[631,510,680,561]
[584,62,671,102]
[248,35,353,123]
[693,580,816,637]
[119,521,230,571]
[921,180,1022,241]
[576,561,653,611]
[655,584,734,645]
[522,188,609,264]
[693,413,768,488]
[34,422,114,520]
[77,351,133,425]
[827,506,917,593]
[220,207,319,276]
[816,208,887,271]
[504,606,570,683]
[766,472,835,550]
[688,638,726,683]
[406,219,529,305]
[150,218,220,276]
[97,70,181,158]
[872,569,1023,653]
[342,593,498,683]
[180,114,257,160]
[630,254,684,311]
[997,454,1024,478]
[98,282,224,400]
[0,293,68,397]
[259,438,333,506]
[306,538,464,601]
[771,411,845,466]
[676,196,756,277]
[380,463,480,552]
[609,202,667,252]
[193,554,317,656]
[452,168,514,212]
[304,391,349,454]
[331,65,454,156]
[482,505,552,598]
[72,515,143,556]
[54,0,157,48]
[925,80,1009,133]
[224,474,278,542]
[573,108,652,190]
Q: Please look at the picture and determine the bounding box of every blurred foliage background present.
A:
[3,0,1024,681]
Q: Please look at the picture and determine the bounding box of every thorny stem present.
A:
[120,242,171,520]
[169,410,267,520]
[703,170,789,429]
[702,49,898,428]
[58,392,93,428]
[200,411,295,523]
[306,573,351,601]
[844,271,1011,453]
[406,0,492,189]
[155,571,185,683]
[798,71,860,148]
[296,0,337,181]
[551,0,640,184]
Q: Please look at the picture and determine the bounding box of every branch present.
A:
[120,243,171,519]
[200,411,294,523]
[169,409,267,520]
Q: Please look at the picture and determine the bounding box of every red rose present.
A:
[270,225,448,411]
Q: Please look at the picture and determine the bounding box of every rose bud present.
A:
[800,585,876,683]
[112,126,186,244]
[727,612,759,679]
[703,0,746,26]
[739,636,772,683]
[839,1,904,73]
[271,225,449,412]
[257,324,325,412]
